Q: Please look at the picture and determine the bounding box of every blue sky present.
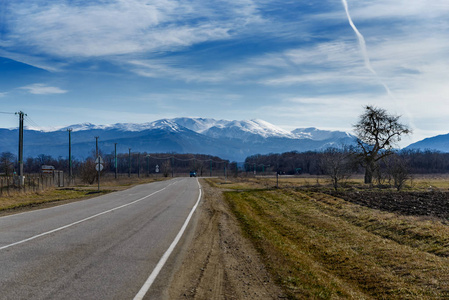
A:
[1,0,449,146]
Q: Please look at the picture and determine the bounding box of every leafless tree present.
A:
[385,154,410,191]
[319,147,353,190]
[162,160,171,177]
[1,152,16,176]
[353,106,411,184]
[79,158,97,184]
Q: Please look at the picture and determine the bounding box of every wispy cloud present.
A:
[20,83,68,95]
[128,59,228,83]
[343,0,449,21]
[1,0,449,146]
[3,0,261,60]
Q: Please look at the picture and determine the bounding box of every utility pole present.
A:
[128,148,131,177]
[95,136,99,158]
[68,129,72,180]
[95,136,100,191]
[137,152,140,178]
[15,111,26,187]
[114,143,117,179]
[224,162,227,182]
[276,172,279,188]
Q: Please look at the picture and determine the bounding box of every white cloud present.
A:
[251,93,421,144]
[20,83,68,95]
[129,59,227,82]
[313,0,449,25]
[2,0,449,145]
[346,0,449,21]
[4,0,260,59]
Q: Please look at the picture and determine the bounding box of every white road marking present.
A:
[0,184,171,251]
[133,178,202,300]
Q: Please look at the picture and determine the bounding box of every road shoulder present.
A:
[167,178,285,299]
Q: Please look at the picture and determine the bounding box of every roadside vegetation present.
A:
[0,176,165,214]
[207,176,449,299]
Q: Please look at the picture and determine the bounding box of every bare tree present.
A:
[319,147,353,190]
[162,160,171,177]
[1,152,16,176]
[354,106,411,184]
[79,158,97,184]
[385,153,410,191]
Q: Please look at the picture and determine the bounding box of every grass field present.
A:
[220,173,449,191]
[0,176,165,213]
[208,176,449,299]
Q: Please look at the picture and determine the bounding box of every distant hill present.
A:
[405,133,449,153]
[0,118,356,161]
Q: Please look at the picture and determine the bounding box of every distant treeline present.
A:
[2,149,449,177]
[244,149,449,175]
[0,151,232,176]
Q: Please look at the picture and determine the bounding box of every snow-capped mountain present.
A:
[202,119,296,140]
[58,119,184,132]
[1,118,356,161]
[170,118,295,139]
[292,127,353,141]
[171,118,226,133]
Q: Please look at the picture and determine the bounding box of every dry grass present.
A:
[0,176,166,213]
[208,176,331,190]
[0,188,111,212]
[212,174,449,192]
[212,177,449,299]
[408,174,449,191]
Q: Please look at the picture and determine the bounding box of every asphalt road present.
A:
[0,177,201,300]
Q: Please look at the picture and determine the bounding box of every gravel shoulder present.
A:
[166,178,285,299]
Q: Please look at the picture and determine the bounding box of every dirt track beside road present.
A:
[167,179,285,299]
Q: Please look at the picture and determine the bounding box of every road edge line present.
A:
[133,178,202,300]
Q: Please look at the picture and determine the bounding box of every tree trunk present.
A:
[333,177,338,191]
[364,161,375,184]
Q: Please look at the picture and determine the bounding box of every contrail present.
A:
[341,0,393,96]
[341,0,418,137]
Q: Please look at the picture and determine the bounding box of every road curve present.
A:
[0,177,201,299]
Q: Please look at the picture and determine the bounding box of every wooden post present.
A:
[276,172,279,188]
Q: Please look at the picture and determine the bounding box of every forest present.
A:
[244,149,449,175]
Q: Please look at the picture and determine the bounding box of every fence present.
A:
[0,168,232,198]
[0,174,57,197]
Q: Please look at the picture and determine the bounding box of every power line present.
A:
[24,116,41,129]
[0,111,15,115]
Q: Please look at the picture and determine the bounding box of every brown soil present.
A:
[330,190,449,220]
[167,179,286,299]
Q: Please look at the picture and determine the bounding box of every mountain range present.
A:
[405,133,449,153]
[0,118,356,162]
